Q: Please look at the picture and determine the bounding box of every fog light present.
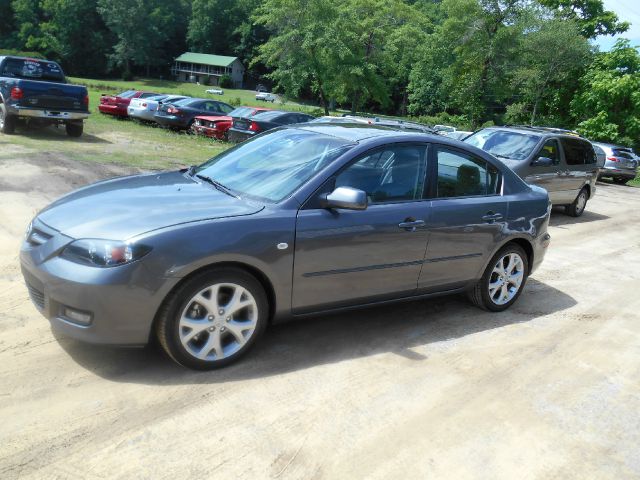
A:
[63,307,92,326]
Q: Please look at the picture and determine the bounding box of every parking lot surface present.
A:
[1,155,639,479]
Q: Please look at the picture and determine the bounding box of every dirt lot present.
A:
[1,153,639,480]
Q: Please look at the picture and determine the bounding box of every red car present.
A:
[98,90,159,117]
[192,106,271,140]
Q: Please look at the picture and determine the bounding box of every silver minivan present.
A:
[465,126,598,217]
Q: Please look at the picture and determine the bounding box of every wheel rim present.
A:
[576,191,587,213]
[488,252,525,305]
[178,283,258,361]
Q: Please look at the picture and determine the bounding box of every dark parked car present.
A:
[228,110,314,142]
[153,97,234,130]
[98,90,158,117]
[0,56,89,137]
[21,125,551,370]
[465,126,598,217]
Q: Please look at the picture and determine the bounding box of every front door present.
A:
[524,138,570,204]
[419,145,508,290]
[292,144,430,312]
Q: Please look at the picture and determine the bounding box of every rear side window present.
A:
[1,58,65,82]
[436,147,501,198]
[561,138,596,165]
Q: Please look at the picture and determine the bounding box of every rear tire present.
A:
[565,187,588,217]
[0,104,16,134]
[65,122,83,137]
[156,268,269,370]
[468,244,529,312]
[613,177,629,185]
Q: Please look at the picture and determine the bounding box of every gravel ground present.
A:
[1,155,639,479]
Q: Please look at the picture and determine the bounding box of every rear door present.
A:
[292,143,431,312]
[419,145,506,291]
[559,137,597,202]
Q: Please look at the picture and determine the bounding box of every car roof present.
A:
[591,141,634,150]
[477,125,589,141]
[291,123,442,143]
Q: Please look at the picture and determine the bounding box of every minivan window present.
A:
[560,138,596,165]
[464,129,540,160]
[436,148,500,198]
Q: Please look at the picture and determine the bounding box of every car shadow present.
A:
[549,209,610,227]
[14,124,110,144]
[56,278,576,384]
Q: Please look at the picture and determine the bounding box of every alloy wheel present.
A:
[575,191,587,214]
[488,252,525,305]
[178,283,258,361]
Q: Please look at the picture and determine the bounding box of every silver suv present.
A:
[591,142,638,185]
[465,126,598,217]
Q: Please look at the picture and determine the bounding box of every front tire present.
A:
[565,187,588,217]
[468,244,529,312]
[0,104,16,134]
[65,122,83,137]
[156,268,268,370]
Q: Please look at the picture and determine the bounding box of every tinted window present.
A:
[1,58,65,82]
[560,138,595,165]
[196,129,352,202]
[436,148,500,198]
[536,139,561,165]
[465,129,540,160]
[335,146,426,203]
[217,103,234,114]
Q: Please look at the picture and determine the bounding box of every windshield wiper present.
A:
[492,153,512,160]
[195,174,240,199]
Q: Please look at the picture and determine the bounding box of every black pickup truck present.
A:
[0,56,90,137]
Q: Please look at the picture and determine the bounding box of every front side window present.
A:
[536,139,561,165]
[195,129,352,202]
[465,129,540,160]
[436,148,500,198]
[335,145,427,203]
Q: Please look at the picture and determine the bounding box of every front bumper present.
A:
[20,220,177,346]
[10,106,89,121]
[98,104,128,116]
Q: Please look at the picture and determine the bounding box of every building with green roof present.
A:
[171,52,244,88]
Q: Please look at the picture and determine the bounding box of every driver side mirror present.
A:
[531,156,554,167]
[320,187,368,210]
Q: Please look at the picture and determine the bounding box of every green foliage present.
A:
[537,0,629,38]
[0,48,44,58]
[219,74,233,88]
[230,96,242,106]
[571,39,640,148]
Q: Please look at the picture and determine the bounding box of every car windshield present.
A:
[465,129,540,160]
[195,129,353,202]
[1,58,65,82]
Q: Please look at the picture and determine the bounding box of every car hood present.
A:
[38,171,264,240]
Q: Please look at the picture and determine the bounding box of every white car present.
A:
[127,95,188,122]
[256,92,276,103]
[206,88,224,95]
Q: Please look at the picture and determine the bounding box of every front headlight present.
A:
[61,239,152,267]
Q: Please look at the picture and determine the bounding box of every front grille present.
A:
[26,282,45,310]
[27,228,52,247]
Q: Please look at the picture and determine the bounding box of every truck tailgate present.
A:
[17,80,87,112]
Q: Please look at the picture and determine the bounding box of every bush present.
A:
[411,112,471,130]
[230,97,242,106]
[219,74,233,89]
[0,49,45,59]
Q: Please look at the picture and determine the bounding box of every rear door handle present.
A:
[398,219,425,231]
[481,212,503,223]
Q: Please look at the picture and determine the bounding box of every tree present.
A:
[537,0,629,38]
[571,39,640,147]
[512,19,591,124]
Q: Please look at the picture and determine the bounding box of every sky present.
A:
[593,0,640,50]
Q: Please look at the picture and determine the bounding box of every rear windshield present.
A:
[1,58,65,82]
[117,90,137,99]
[465,129,540,160]
[252,111,286,120]
[229,107,253,117]
[612,149,635,159]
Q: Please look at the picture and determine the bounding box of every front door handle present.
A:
[398,218,425,231]
[481,212,504,223]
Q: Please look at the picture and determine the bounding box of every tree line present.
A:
[0,0,638,146]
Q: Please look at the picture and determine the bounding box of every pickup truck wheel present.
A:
[0,104,16,134]
[65,122,83,138]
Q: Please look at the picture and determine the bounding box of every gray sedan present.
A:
[592,142,638,185]
[21,124,551,369]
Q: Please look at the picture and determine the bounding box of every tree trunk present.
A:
[351,91,360,115]
[400,87,408,116]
